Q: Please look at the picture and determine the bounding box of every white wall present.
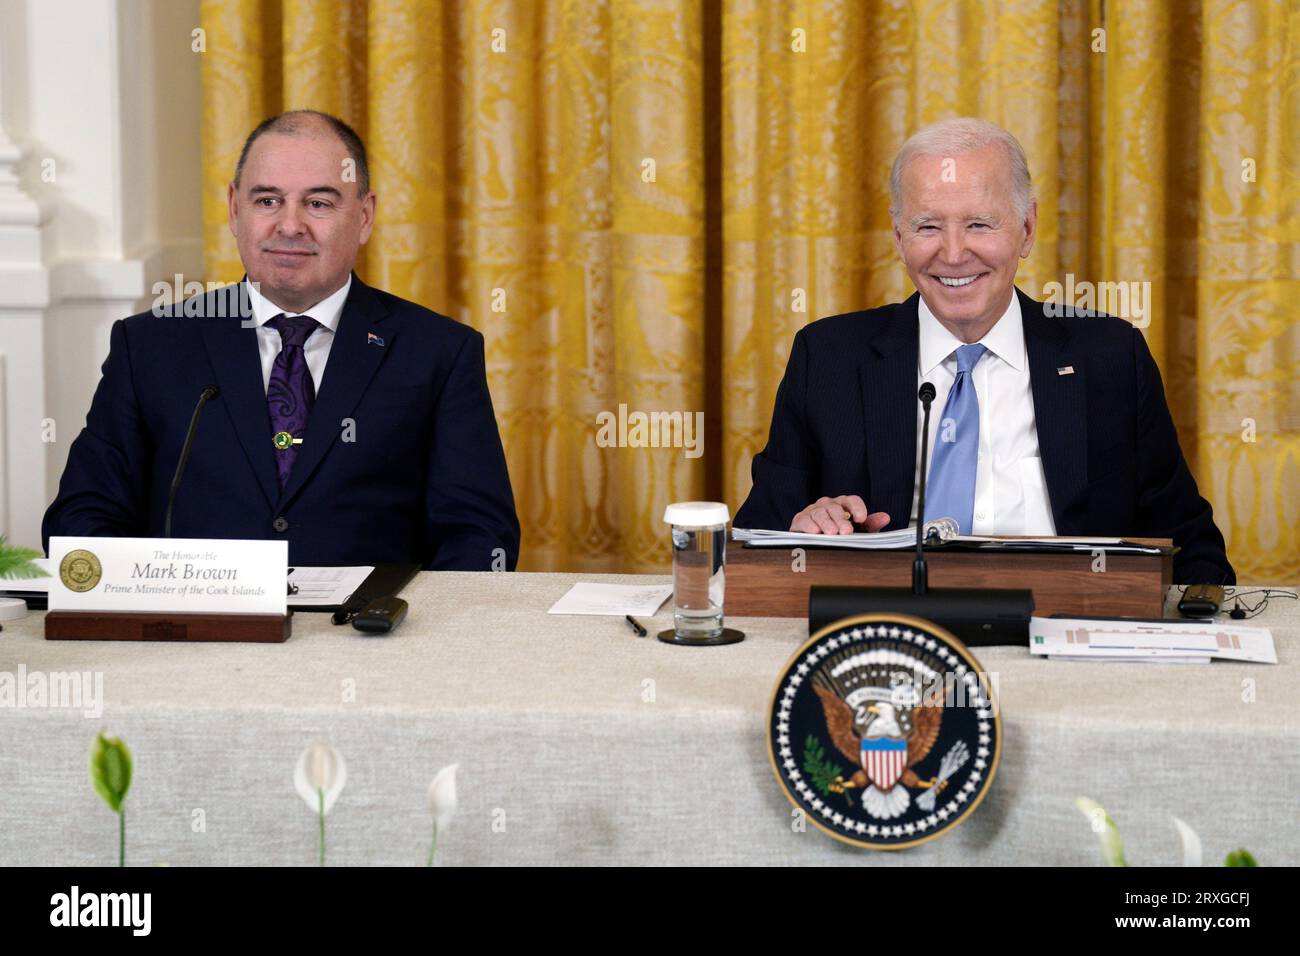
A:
[0,0,201,549]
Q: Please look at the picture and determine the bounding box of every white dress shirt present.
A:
[244,276,352,395]
[910,290,1057,535]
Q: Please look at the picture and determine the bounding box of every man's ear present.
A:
[1019,199,1038,259]
[891,218,905,260]
[358,191,377,245]
[227,182,239,238]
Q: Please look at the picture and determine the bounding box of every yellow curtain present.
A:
[201,0,1299,581]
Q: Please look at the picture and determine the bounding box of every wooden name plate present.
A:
[45,611,292,643]
[726,541,1173,620]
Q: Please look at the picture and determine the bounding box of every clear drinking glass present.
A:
[664,502,729,640]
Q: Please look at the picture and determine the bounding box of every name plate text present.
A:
[47,537,288,615]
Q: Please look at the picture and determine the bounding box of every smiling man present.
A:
[733,117,1233,584]
[43,110,520,570]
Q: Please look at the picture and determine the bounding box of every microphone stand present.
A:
[913,381,936,594]
[806,382,1036,647]
[164,385,220,538]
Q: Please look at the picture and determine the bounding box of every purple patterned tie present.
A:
[266,313,320,490]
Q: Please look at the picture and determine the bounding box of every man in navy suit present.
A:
[734,118,1232,585]
[44,110,520,570]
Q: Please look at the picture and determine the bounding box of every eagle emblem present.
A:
[813,664,956,819]
[768,613,1001,849]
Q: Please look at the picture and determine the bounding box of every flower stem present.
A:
[426,821,439,867]
[119,810,125,868]
[318,787,325,867]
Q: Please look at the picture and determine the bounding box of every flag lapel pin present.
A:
[1057,365,1074,376]
[367,332,385,348]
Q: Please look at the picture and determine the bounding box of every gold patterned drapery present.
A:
[200,0,1300,580]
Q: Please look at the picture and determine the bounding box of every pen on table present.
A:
[625,615,647,637]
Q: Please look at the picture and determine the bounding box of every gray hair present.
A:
[889,118,1033,222]
[235,109,370,196]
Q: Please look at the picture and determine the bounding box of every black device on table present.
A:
[1177,584,1225,619]
[350,596,409,635]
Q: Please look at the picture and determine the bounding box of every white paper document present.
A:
[732,521,954,550]
[732,526,1163,553]
[288,566,374,607]
[548,582,673,616]
[1030,616,1277,664]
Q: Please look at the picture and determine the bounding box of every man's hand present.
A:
[790,495,891,535]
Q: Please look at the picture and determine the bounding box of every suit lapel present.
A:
[196,283,280,509]
[1020,289,1089,533]
[860,296,920,530]
[276,275,393,508]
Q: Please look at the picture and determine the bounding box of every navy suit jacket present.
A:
[733,289,1234,585]
[43,275,520,570]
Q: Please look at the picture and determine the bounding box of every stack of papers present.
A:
[1029,616,1277,664]
[733,519,956,550]
[548,583,673,616]
[288,566,374,607]
[732,527,1167,554]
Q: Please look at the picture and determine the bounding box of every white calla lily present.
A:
[1075,796,1126,867]
[294,740,346,815]
[427,763,459,830]
[1172,816,1203,867]
[425,763,458,865]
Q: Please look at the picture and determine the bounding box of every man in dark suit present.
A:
[734,118,1232,585]
[44,110,520,570]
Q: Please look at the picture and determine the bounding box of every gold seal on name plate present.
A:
[59,549,103,593]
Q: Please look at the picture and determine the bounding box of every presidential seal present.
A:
[768,613,1001,850]
[58,549,103,593]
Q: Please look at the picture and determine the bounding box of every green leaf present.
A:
[1224,849,1258,867]
[1075,797,1126,867]
[91,733,132,813]
[0,537,49,581]
[802,734,845,796]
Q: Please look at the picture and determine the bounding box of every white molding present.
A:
[0,60,49,544]
[0,0,204,547]
[0,266,47,309]
[0,355,7,536]
[48,256,146,306]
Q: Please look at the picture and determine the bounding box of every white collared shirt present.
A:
[243,276,352,395]
[909,289,1057,535]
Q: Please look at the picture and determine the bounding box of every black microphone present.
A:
[164,385,220,538]
[914,382,937,594]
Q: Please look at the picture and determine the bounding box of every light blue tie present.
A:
[925,343,987,534]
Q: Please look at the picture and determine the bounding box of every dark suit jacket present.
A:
[733,289,1234,585]
[43,275,520,570]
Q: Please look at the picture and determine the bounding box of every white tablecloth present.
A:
[0,574,1295,866]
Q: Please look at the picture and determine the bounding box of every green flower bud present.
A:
[91,733,132,813]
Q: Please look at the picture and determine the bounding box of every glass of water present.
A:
[661,502,741,645]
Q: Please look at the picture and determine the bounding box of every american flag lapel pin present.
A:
[1057,365,1074,376]
[367,331,385,348]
